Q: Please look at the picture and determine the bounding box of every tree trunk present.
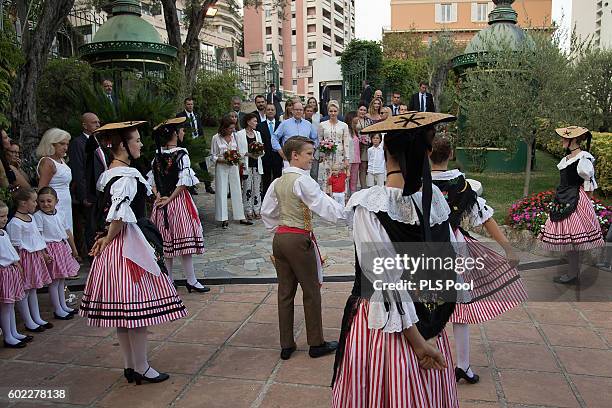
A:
[160,0,184,65]
[10,0,75,153]
[430,64,449,113]
[184,0,217,91]
[522,134,534,197]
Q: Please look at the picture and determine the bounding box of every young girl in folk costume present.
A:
[333,112,459,408]
[6,188,53,333]
[0,200,31,348]
[429,136,527,384]
[539,126,605,284]
[33,186,80,319]
[149,117,208,293]
[80,122,187,385]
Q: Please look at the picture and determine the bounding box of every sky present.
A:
[355,0,573,42]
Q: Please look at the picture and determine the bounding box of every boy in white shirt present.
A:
[366,134,385,187]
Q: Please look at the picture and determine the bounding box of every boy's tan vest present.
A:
[274,172,313,231]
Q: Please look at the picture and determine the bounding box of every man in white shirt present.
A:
[262,136,346,361]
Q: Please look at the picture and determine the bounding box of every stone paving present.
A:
[3,190,612,407]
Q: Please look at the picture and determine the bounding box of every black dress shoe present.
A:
[24,325,45,333]
[280,346,296,360]
[185,282,211,293]
[455,366,480,384]
[309,341,338,358]
[553,274,578,285]
[42,322,54,329]
[54,312,74,321]
[133,366,170,385]
[239,220,253,225]
[205,185,215,194]
[20,335,34,343]
[4,340,26,348]
[124,368,135,383]
[68,308,79,315]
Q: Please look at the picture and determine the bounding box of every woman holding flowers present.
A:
[236,113,265,220]
[318,100,350,192]
[211,115,248,229]
[355,102,372,190]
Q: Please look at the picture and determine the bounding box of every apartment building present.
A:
[571,0,612,49]
[244,0,356,96]
[385,0,552,44]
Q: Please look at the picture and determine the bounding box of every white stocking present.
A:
[9,306,25,340]
[128,326,160,378]
[116,328,134,369]
[453,322,474,376]
[49,280,68,317]
[182,255,202,288]
[27,289,48,326]
[0,303,19,345]
[165,258,174,282]
[16,296,38,330]
[58,279,73,313]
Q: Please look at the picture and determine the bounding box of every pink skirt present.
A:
[539,188,605,251]
[46,241,80,279]
[0,264,26,303]
[19,249,52,291]
[151,189,205,258]
[450,234,528,324]
[79,227,188,328]
[332,300,458,408]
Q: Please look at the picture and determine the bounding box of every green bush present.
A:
[192,71,241,126]
[380,58,428,103]
[0,23,23,129]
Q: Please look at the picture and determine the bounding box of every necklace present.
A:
[570,147,580,152]
[16,210,29,215]
[113,158,130,166]
[387,170,402,177]
[166,144,177,148]
[431,169,448,172]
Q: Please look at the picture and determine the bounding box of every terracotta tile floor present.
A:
[1,277,611,407]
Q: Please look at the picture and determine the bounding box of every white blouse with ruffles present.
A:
[346,185,453,333]
[33,210,69,242]
[431,169,495,228]
[97,167,161,276]
[0,230,21,267]
[146,147,200,190]
[6,216,47,253]
[557,151,598,192]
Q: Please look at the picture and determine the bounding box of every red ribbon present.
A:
[184,192,201,225]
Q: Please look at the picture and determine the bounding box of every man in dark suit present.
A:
[252,94,268,123]
[266,83,283,117]
[360,80,373,108]
[177,97,215,194]
[388,91,402,116]
[101,79,119,112]
[409,82,436,112]
[68,112,100,259]
[232,96,246,130]
[257,103,283,196]
[320,82,331,117]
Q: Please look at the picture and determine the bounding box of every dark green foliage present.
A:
[0,19,24,129]
[339,40,383,87]
[192,71,241,126]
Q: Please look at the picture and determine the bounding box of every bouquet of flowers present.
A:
[359,134,371,146]
[248,141,265,157]
[319,139,337,155]
[224,149,242,166]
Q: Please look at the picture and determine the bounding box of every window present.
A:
[308,41,316,49]
[307,7,316,16]
[323,44,332,53]
[307,24,316,33]
[293,80,298,85]
[435,3,456,23]
[472,2,489,22]
[323,8,331,20]
[334,3,343,13]
[292,13,296,18]
[308,77,313,84]
[335,35,344,45]
[279,44,283,55]
[292,29,296,35]
[335,19,344,30]
[266,26,272,35]
[265,8,272,18]
[308,58,314,66]
[266,44,273,51]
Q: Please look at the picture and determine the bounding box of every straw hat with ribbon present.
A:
[555,126,592,152]
[360,111,456,134]
[94,121,147,162]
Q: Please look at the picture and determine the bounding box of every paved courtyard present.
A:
[2,192,612,407]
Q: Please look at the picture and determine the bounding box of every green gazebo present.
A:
[79,0,177,73]
[451,0,534,172]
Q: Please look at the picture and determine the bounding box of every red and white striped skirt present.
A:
[332,300,459,408]
[46,241,80,280]
[19,249,52,291]
[151,189,205,258]
[79,227,188,328]
[450,235,528,325]
[539,188,605,252]
[0,264,26,303]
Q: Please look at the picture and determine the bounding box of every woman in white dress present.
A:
[211,115,249,229]
[318,100,350,191]
[36,128,73,232]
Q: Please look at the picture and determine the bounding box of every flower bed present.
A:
[506,190,611,237]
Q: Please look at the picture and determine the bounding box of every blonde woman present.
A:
[36,128,73,232]
[318,100,350,191]
[366,97,383,123]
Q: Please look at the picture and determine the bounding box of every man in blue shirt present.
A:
[272,102,318,163]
